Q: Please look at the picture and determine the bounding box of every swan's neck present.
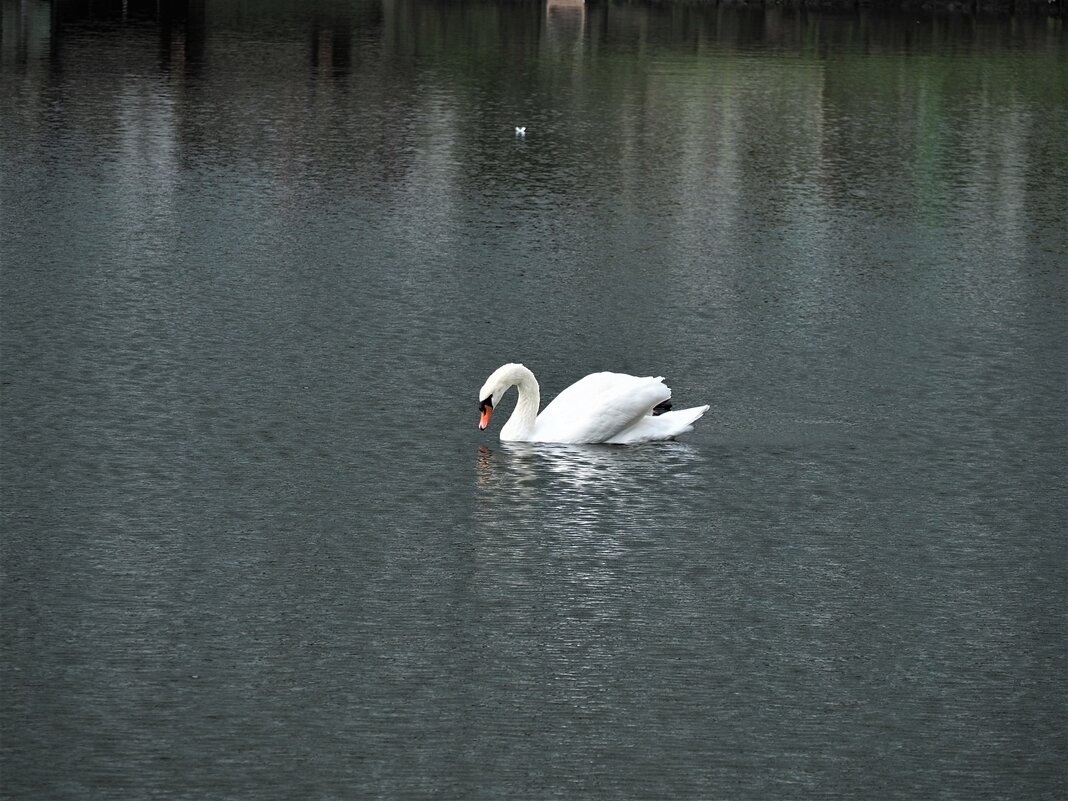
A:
[500,366,541,441]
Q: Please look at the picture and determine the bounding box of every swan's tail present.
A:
[607,404,711,444]
[657,404,710,434]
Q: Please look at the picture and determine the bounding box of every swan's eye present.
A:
[479,397,493,413]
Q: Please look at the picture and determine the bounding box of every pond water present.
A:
[2,1,1066,799]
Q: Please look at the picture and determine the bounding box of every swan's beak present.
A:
[478,399,493,430]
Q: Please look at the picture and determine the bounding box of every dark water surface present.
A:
[2,1,1066,799]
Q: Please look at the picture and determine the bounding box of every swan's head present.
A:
[478,395,494,430]
[478,363,526,430]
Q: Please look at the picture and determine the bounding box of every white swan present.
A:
[478,363,709,444]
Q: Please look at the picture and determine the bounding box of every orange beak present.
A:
[479,402,493,430]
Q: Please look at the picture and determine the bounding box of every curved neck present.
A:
[500,365,541,441]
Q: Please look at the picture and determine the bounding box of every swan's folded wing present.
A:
[532,372,671,444]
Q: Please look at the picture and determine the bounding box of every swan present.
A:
[478,363,709,444]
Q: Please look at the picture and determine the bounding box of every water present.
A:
[2,1,1066,799]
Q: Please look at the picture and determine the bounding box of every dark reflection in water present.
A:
[2,0,1066,800]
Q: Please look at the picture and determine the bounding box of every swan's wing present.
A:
[531,372,672,444]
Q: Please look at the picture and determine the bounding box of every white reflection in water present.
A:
[471,442,707,708]
[474,440,702,546]
[545,0,586,59]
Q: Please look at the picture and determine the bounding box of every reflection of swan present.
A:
[478,363,709,444]
[474,441,703,534]
[501,441,699,490]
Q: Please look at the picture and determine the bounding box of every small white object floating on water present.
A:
[515,126,526,136]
